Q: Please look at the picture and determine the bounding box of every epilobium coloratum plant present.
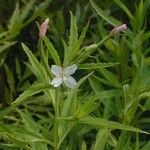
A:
[0,5,149,150]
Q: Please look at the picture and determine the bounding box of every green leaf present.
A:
[90,0,120,26]
[139,92,150,99]
[98,68,121,88]
[0,124,53,146]
[20,0,35,21]
[15,58,22,80]
[64,12,78,65]
[25,0,52,26]
[0,41,16,54]
[17,109,39,131]
[81,141,87,150]
[79,62,119,69]
[88,76,103,93]
[8,3,20,30]
[113,132,130,150]
[22,43,47,81]
[68,12,78,53]
[141,141,150,150]
[0,81,53,118]
[38,39,53,78]
[0,31,7,39]
[114,0,133,20]
[135,133,140,150]
[4,65,15,92]
[77,71,94,88]
[12,82,52,105]
[61,91,75,117]
[4,64,15,101]
[76,89,119,117]
[93,129,110,150]
[74,35,110,64]
[78,116,149,134]
[77,23,88,52]
[43,37,61,65]
[74,44,97,64]
[0,144,19,149]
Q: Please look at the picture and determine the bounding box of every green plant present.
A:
[0,11,149,150]
[0,0,149,149]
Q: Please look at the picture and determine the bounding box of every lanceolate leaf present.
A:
[43,36,61,65]
[19,0,35,21]
[90,0,120,26]
[0,82,52,119]
[0,124,53,146]
[12,82,52,105]
[77,23,89,52]
[93,129,110,150]
[78,116,149,134]
[8,3,20,30]
[68,12,78,55]
[25,0,52,25]
[0,41,16,53]
[77,72,94,88]
[79,62,119,69]
[64,12,78,65]
[114,0,134,20]
[22,43,47,80]
[76,89,120,117]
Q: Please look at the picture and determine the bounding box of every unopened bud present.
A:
[39,18,49,38]
[110,24,127,35]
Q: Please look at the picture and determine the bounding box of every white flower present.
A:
[51,64,77,89]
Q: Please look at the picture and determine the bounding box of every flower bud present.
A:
[110,24,127,35]
[39,18,49,38]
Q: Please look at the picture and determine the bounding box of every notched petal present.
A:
[51,77,63,87]
[64,64,77,76]
[64,76,77,89]
[51,65,63,76]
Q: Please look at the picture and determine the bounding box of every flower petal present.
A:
[64,64,77,76]
[51,77,63,87]
[51,65,62,76]
[64,76,77,89]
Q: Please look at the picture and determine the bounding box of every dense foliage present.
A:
[0,0,150,149]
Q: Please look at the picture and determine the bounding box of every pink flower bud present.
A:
[39,18,49,38]
[110,24,127,35]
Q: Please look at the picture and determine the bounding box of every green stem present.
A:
[74,34,111,64]
[97,34,111,47]
[54,87,60,150]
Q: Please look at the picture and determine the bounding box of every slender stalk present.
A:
[74,34,111,64]
[97,34,111,47]
[54,87,60,150]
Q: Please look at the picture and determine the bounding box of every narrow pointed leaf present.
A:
[90,0,120,26]
[44,36,61,65]
[12,82,52,105]
[78,117,149,134]
[114,0,133,20]
[79,62,119,69]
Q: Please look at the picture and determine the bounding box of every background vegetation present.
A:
[0,0,150,149]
